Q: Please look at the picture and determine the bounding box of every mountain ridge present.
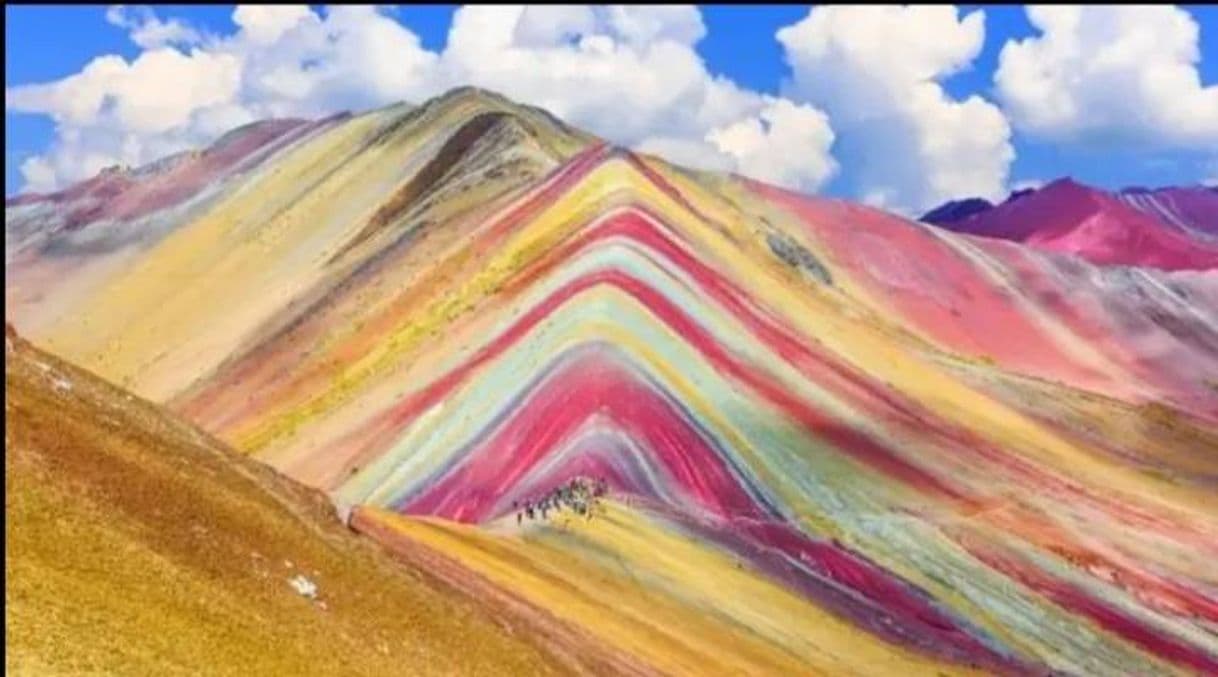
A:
[921,178,1218,270]
[7,85,1218,674]
[4,322,586,675]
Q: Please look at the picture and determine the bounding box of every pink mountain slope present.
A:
[1115,185,1218,241]
[924,179,1218,271]
[4,114,350,255]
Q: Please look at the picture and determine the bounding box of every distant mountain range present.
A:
[921,179,1218,271]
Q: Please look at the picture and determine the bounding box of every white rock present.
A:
[288,574,318,600]
[333,498,353,526]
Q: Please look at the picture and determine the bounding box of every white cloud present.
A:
[777,5,1013,214]
[230,5,313,45]
[221,5,438,119]
[7,5,438,190]
[7,46,242,191]
[707,97,837,190]
[603,6,705,46]
[106,5,203,49]
[995,5,1218,148]
[6,4,841,196]
[18,156,57,193]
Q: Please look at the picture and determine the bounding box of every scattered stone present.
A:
[288,574,318,600]
[766,231,833,286]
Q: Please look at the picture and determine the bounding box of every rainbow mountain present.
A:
[6,86,1218,675]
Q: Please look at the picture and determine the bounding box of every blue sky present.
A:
[6,5,1217,211]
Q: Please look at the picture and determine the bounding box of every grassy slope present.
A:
[4,324,566,676]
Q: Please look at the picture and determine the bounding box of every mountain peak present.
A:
[918,175,1218,269]
[1037,176,1092,197]
[920,197,993,226]
[413,86,532,121]
[436,84,512,104]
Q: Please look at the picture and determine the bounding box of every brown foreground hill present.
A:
[4,323,566,676]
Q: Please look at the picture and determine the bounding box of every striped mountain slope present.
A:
[6,87,1218,675]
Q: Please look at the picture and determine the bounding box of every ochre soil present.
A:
[4,324,568,676]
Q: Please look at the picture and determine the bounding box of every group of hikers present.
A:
[512,476,609,525]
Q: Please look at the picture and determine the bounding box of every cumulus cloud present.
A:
[7,46,243,191]
[777,5,1013,214]
[995,5,1218,148]
[9,49,242,134]
[706,98,837,190]
[229,5,313,45]
[7,5,438,191]
[105,5,203,49]
[7,4,842,196]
